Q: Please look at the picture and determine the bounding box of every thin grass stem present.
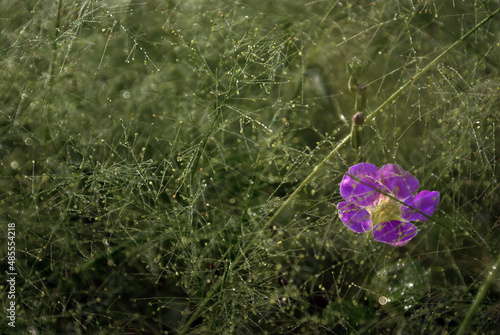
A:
[456,252,500,335]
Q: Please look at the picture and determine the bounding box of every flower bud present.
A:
[353,112,365,126]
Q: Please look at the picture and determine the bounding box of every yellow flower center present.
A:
[370,195,402,225]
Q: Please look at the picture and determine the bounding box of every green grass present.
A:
[1,1,499,334]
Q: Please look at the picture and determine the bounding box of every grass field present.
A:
[1,1,499,334]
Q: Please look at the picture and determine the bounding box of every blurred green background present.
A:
[1,1,499,333]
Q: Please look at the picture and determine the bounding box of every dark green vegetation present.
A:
[1,1,499,333]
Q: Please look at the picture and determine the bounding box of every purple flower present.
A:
[337,163,439,246]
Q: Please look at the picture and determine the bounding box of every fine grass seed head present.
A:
[0,1,498,334]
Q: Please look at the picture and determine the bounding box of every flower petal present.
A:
[338,201,372,233]
[340,163,383,207]
[373,220,418,246]
[380,164,419,200]
[401,191,440,222]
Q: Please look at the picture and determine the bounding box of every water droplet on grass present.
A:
[378,296,388,305]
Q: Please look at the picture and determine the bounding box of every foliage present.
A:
[1,1,499,334]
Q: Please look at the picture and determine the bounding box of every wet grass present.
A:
[1,1,499,334]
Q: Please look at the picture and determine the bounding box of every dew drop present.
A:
[378,296,388,305]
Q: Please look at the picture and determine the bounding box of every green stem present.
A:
[456,252,500,335]
[46,0,63,87]
[365,7,500,123]
[188,104,222,187]
[178,8,500,334]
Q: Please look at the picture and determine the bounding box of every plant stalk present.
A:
[456,252,500,335]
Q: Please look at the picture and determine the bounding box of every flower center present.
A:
[370,195,402,225]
